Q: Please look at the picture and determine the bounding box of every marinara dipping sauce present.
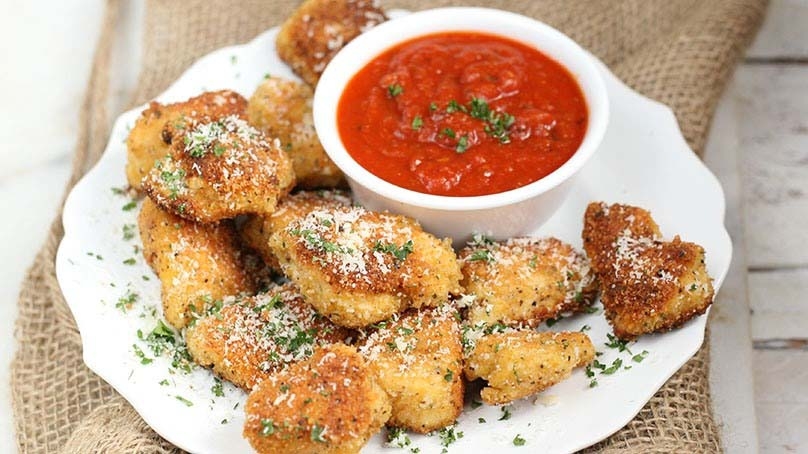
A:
[337,32,588,197]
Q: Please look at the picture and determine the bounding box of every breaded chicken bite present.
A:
[582,202,714,340]
[141,114,296,223]
[464,330,595,405]
[459,235,597,328]
[357,304,463,433]
[239,190,352,269]
[244,344,391,454]
[138,198,260,328]
[185,283,353,390]
[268,205,463,328]
[276,0,386,86]
[248,78,344,188]
[126,90,247,190]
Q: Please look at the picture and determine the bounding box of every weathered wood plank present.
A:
[735,65,808,268]
[703,78,760,454]
[749,269,808,341]
[747,0,808,59]
[754,350,808,453]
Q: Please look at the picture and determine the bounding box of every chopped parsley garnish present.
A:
[388,84,404,97]
[455,135,469,153]
[132,344,152,364]
[444,369,454,382]
[137,320,194,373]
[116,290,139,312]
[441,127,456,139]
[122,201,138,211]
[605,333,632,353]
[468,233,494,247]
[584,305,600,314]
[444,97,516,144]
[411,115,423,130]
[445,100,467,114]
[290,228,352,255]
[513,434,526,446]
[387,427,411,448]
[632,350,650,363]
[467,249,493,263]
[122,258,136,266]
[159,168,187,200]
[260,418,275,436]
[211,378,224,397]
[373,239,414,261]
[470,399,483,409]
[213,144,226,157]
[111,186,127,195]
[499,405,512,421]
[601,358,623,375]
[580,324,591,332]
[310,425,327,443]
[174,395,193,407]
[429,102,438,111]
[478,417,486,423]
[438,425,464,448]
[545,316,562,327]
[158,379,169,386]
[122,224,136,240]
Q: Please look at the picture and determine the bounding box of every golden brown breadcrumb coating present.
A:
[269,205,463,328]
[276,0,386,87]
[464,330,594,405]
[459,235,597,328]
[357,304,463,433]
[582,202,714,340]
[239,190,353,270]
[185,282,353,391]
[126,90,247,191]
[248,77,344,188]
[243,344,391,454]
[137,198,261,329]
[141,111,296,223]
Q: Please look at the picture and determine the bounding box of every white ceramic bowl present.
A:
[314,7,609,244]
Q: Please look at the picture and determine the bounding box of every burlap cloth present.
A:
[11,0,766,452]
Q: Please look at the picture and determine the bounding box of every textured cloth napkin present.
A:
[12,0,766,452]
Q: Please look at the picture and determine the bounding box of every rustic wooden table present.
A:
[735,1,808,451]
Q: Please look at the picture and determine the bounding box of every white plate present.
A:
[56,15,732,454]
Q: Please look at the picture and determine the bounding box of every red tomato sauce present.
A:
[337,32,588,197]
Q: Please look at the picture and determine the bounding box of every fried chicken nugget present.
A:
[464,330,595,405]
[138,198,260,328]
[276,0,386,87]
[459,236,597,328]
[126,90,247,190]
[248,78,344,188]
[239,190,353,270]
[582,202,714,340]
[358,304,463,433]
[142,113,296,223]
[244,344,391,454]
[185,282,353,390]
[268,205,463,328]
